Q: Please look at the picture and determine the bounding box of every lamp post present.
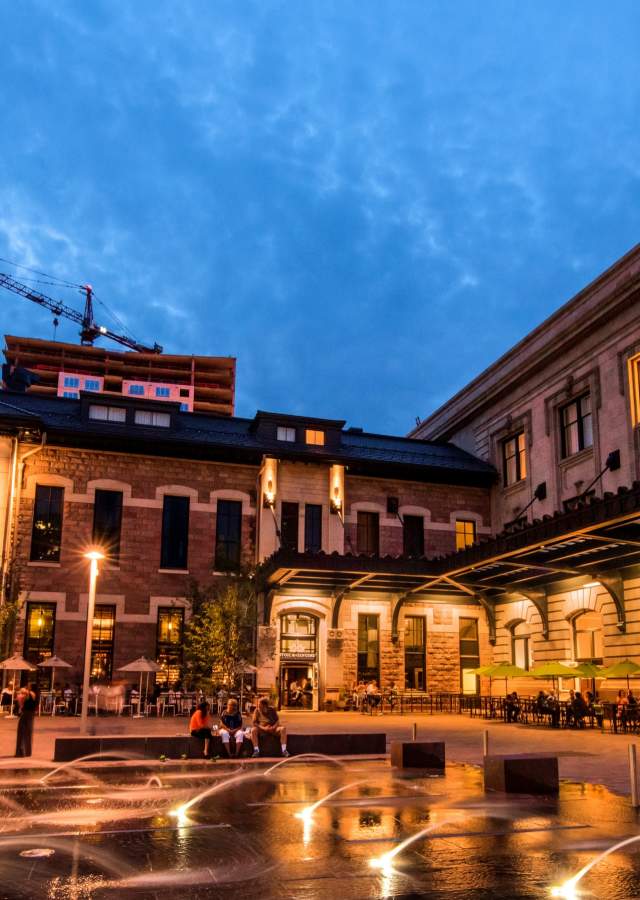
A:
[80,550,104,734]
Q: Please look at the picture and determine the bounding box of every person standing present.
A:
[15,683,38,757]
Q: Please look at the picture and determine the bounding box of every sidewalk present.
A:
[0,710,638,796]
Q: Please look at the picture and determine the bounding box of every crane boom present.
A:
[0,273,162,354]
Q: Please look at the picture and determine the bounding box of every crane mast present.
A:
[0,273,162,354]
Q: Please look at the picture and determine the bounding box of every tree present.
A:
[183,575,257,691]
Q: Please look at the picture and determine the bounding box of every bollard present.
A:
[483,729,489,758]
[629,744,639,808]
[412,722,417,742]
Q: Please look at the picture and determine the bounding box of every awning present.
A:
[260,483,640,637]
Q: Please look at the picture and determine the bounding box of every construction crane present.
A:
[0,272,163,354]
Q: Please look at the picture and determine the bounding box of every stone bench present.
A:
[53,731,386,762]
[484,753,559,795]
[390,740,445,769]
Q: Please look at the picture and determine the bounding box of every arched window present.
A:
[511,621,532,670]
[573,610,603,662]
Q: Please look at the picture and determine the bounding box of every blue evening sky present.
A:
[1,2,639,434]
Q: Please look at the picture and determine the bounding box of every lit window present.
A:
[155,387,171,398]
[628,353,640,427]
[502,432,527,486]
[134,409,171,427]
[89,405,126,423]
[84,380,100,391]
[511,622,532,670]
[128,384,145,395]
[305,429,325,446]
[560,394,592,458]
[455,519,476,550]
[63,376,79,388]
[277,426,296,442]
[573,610,604,661]
[63,391,79,399]
[180,403,188,411]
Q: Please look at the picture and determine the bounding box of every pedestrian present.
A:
[15,682,38,757]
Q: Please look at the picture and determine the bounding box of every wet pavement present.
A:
[1,758,640,899]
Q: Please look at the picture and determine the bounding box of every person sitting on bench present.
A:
[190,701,214,758]
[219,698,245,757]
[251,697,289,757]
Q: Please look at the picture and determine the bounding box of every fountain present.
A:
[551,833,640,899]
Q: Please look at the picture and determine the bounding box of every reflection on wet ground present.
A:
[0,759,639,898]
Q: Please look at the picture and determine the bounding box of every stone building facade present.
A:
[412,242,640,697]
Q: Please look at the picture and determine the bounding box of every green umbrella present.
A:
[473,661,529,696]
[573,662,605,679]
[530,661,578,692]
[599,659,640,690]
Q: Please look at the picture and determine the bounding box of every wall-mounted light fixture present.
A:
[329,464,344,520]
[262,457,278,509]
[263,478,276,508]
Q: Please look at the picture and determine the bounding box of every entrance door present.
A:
[281,665,314,709]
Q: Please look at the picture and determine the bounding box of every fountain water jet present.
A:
[369,816,458,874]
[294,781,367,824]
[551,833,640,899]
[263,753,347,777]
[40,750,147,784]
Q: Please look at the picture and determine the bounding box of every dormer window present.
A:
[134,409,171,428]
[277,426,296,442]
[305,429,325,446]
[89,404,126,423]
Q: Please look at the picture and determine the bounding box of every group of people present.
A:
[288,677,312,708]
[189,696,288,759]
[351,680,400,713]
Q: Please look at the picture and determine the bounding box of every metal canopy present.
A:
[261,484,640,633]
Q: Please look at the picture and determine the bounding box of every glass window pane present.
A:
[92,490,123,561]
[160,496,189,569]
[281,502,299,552]
[215,499,242,570]
[24,603,56,664]
[304,504,322,553]
[30,485,64,562]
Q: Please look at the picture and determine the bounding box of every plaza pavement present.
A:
[0,710,639,797]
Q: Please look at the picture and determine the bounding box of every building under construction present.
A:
[3,336,236,416]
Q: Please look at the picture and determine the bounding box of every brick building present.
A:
[0,394,494,707]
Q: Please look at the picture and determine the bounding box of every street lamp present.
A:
[80,549,104,734]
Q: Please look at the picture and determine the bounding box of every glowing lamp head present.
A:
[84,550,105,562]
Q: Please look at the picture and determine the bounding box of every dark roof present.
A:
[0,391,496,486]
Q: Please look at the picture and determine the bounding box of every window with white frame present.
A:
[277,426,296,442]
[134,409,171,428]
[573,610,603,662]
[511,621,532,670]
[89,405,126,423]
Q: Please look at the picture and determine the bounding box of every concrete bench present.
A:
[390,740,445,770]
[484,753,559,795]
[53,731,386,762]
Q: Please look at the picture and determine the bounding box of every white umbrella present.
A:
[0,654,36,719]
[236,661,258,714]
[38,656,73,715]
[117,656,162,718]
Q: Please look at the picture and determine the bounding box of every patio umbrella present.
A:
[235,661,258,713]
[0,654,36,719]
[38,656,72,715]
[529,661,577,692]
[473,662,528,696]
[117,656,163,717]
[599,659,640,690]
[573,662,605,679]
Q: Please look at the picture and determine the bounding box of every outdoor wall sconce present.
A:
[329,464,344,520]
[263,478,276,508]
